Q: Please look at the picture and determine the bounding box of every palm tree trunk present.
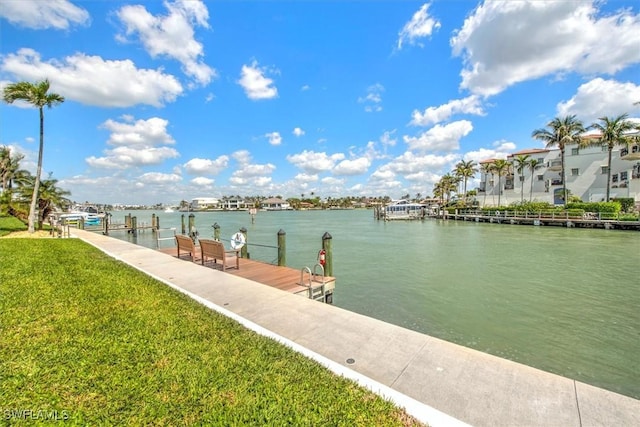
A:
[560,147,567,208]
[530,171,534,202]
[28,107,44,233]
[497,176,501,207]
[606,147,613,202]
[520,173,524,203]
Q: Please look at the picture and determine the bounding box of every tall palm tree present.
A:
[532,115,585,208]
[512,154,530,204]
[527,158,541,202]
[3,79,65,233]
[492,159,510,207]
[479,162,492,207]
[584,113,637,202]
[454,159,478,206]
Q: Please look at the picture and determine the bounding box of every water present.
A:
[105,209,640,399]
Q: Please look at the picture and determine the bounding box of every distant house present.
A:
[190,197,219,211]
[221,198,248,210]
[261,197,291,210]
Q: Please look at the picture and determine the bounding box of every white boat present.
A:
[164,207,175,213]
[57,211,103,225]
[382,200,427,221]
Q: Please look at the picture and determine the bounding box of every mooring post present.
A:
[181,214,186,235]
[103,213,109,235]
[131,216,137,237]
[151,213,156,233]
[213,223,220,241]
[78,217,85,230]
[188,214,196,241]
[155,216,160,232]
[277,229,286,266]
[322,232,332,277]
[240,227,248,259]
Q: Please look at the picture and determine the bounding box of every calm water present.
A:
[106,209,640,399]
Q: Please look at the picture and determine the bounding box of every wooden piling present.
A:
[181,214,186,235]
[125,214,132,229]
[213,223,220,241]
[131,216,138,236]
[277,229,286,266]
[188,214,196,241]
[103,214,109,235]
[240,227,248,259]
[322,232,332,277]
[151,214,157,232]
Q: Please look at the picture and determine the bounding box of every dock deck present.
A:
[158,246,336,301]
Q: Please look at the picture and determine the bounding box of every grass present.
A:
[0,238,422,426]
[0,214,27,236]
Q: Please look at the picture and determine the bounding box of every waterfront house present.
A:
[261,197,291,210]
[478,137,640,208]
[190,197,220,211]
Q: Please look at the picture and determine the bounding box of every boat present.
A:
[56,211,103,226]
[164,207,175,213]
[381,200,428,221]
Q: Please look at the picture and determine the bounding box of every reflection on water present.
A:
[107,209,640,399]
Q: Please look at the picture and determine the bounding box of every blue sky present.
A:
[1,0,639,205]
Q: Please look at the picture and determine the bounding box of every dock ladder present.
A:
[298,264,327,302]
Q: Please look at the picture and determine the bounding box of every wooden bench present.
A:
[175,234,199,262]
[199,239,239,271]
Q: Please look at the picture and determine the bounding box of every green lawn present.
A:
[0,214,27,236]
[0,239,422,426]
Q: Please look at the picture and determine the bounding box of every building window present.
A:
[612,174,618,183]
[571,168,579,176]
[602,146,608,152]
[537,157,545,164]
[601,166,609,174]
[620,171,628,181]
[571,148,579,155]
[519,176,525,182]
[537,175,544,181]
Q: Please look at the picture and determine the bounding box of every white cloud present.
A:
[191,176,214,186]
[301,84,310,91]
[557,78,640,124]
[238,60,278,100]
[286,150,345,174]
[358,83,384,113]
[265,131,282,146]
[451,1,640,96]
[397,3,441,49]
[138,172,182,184]
[411,96,485,126]
[1,48,183,107]
[0,0,89,30]
[100,117,175,147]
[292,127,305,137]
[403,120,473,152]
[86,115,179,169]
[333,157,371,176]
[86,146,179,169]
[183,156,229,175]
[116,0,215,86]
[380,130,397,147]
[294,173,318,183]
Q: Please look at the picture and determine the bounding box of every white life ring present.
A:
[230,232,246,250]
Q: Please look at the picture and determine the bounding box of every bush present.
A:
[567,201,621,213]
[610,198,635,213]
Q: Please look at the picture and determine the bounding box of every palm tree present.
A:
[527,158,541,202]
[584,113,637,202]
[3,79,65,233]
[532,115,585,208]
[492,159,510,207]
[19,174,70,229]
[512,154,530,204]
[454,159,478,206]
[479,162,492,207]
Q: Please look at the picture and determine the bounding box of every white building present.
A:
[261,197,291,210]
[478,138,640,208]
[190,197,219,210]
[221,198,249,210]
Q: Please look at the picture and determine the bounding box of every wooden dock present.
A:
[158,247,336,303]
[446,211,640,230]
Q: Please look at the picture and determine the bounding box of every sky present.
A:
[1,0,639,205]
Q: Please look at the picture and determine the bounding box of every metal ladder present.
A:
[298,264,326,302]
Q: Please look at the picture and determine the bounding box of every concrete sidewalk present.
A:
[74,230,639,426]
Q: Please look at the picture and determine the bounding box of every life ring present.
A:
[230,232,246,250]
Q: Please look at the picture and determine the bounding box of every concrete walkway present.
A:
[74,230,639,426]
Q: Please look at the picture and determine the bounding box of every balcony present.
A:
[547,160,562,171]
[550,179,563,186]
[621,145,640,160]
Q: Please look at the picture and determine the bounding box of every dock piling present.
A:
[181,214,186,235]
[240,227,248,259]
[213,223,220,241]
[322,232,333,277]
[277,229,286,266]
